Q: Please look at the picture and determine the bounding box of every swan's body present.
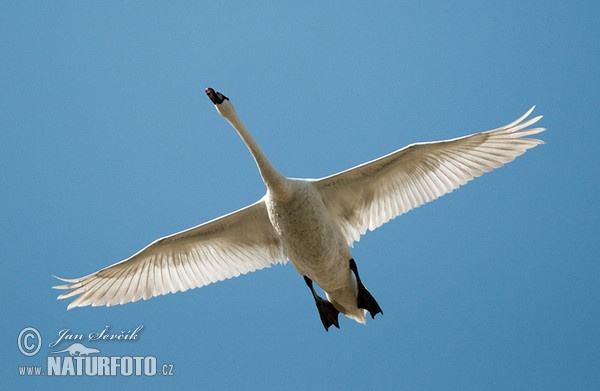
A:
[54,88,545,330]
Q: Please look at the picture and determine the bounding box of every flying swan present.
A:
[54,88,545,330]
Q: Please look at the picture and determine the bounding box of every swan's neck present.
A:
[218,103,290,197]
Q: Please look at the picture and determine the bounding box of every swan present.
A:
[54,88,545,330]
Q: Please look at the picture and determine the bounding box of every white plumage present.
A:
[54,89,545,329]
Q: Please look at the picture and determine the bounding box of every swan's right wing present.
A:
[315,107,545,245]
[53,198,285,309]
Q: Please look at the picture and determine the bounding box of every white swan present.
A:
[54,88,545,330]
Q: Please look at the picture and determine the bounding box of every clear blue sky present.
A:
[2,1,599,390]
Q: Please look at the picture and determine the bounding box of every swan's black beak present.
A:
[206,88,228,105]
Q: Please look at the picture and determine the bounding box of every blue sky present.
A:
[2,1,599,390]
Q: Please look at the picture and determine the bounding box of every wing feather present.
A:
[54,199,284,309]
[315,107,545,245]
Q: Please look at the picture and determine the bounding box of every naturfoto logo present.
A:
[17,326,175,378]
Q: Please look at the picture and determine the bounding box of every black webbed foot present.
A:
[349,258,383,319]
[303,276,340,331]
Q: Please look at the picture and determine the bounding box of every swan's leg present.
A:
[349,258,383,319]
[303,276,340,331]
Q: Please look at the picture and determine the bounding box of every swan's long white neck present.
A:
[216,100,290,197]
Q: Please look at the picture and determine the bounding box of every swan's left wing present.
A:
[53,198,284,309]
[314,107,545,245]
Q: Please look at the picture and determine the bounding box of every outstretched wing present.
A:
[54,198,284,309]
[315,107,545,245]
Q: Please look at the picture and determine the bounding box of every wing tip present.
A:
[51,274,79,289]
[52,274,86,310]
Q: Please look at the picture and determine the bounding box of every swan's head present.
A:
[206,88,236,119]
[206,88,228,104]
